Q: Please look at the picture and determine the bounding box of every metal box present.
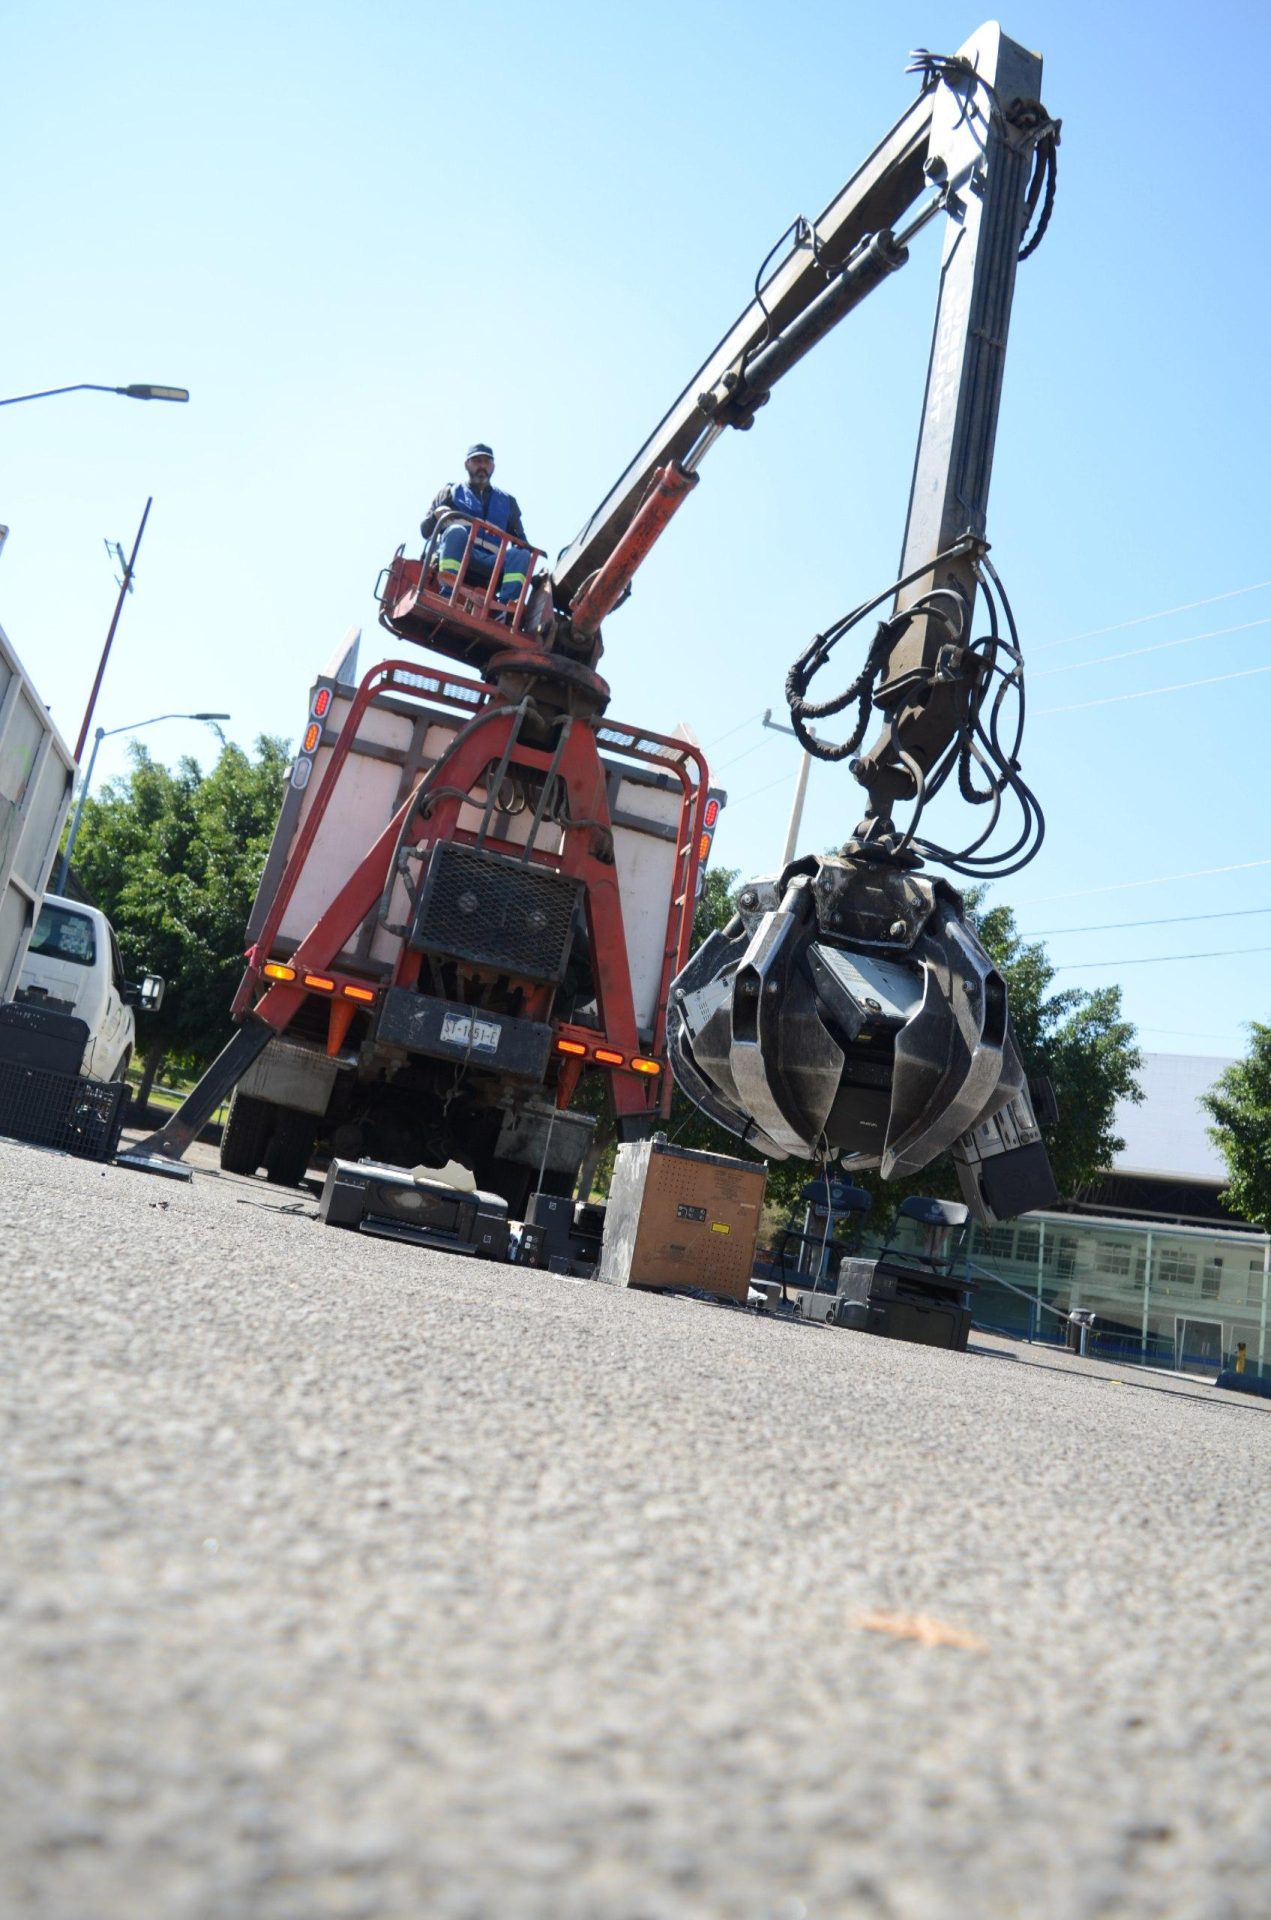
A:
[597,1138,766,1302]
[237,1036,339,1116]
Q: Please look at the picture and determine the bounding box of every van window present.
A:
[30,904,97,968]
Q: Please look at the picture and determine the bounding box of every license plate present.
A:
[439,1012,502,1054]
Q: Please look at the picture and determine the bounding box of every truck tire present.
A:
[220,1091,273,1176]
[264,1107,319,1187]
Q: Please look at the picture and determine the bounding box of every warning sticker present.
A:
[439,1013,502,1053]
[710,1222,731,1234]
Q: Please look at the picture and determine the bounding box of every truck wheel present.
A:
[264,1107,319,1187]
[220,1091,273,1175]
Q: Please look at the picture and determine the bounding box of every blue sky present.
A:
[5,0,1268,1061]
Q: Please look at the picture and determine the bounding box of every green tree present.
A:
[66,737,291,1106]
[970,896,1143,1200]
[1201,1023,1271,1230]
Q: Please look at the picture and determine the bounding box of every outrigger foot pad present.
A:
[113,1150,194,1182]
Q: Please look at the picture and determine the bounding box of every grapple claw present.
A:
[666,854,1058,1224]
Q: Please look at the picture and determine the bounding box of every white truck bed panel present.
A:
[259,679,687,1032]
[0,625,76,1001]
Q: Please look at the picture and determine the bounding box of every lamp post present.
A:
[1,384,190,749]
[0,383,189,407]
[55,712,231,895]
[1,378,191,752]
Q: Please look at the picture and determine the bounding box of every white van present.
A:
[16,894,163,1082]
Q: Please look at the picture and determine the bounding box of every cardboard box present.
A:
[598,1138,766,1301]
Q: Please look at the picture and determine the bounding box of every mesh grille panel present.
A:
[410,844,582,983]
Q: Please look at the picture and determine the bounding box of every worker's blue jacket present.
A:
[421,482,526,548]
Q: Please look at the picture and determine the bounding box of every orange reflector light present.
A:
[302,721,322,753]
[594,1048,625,1066]
[263,962,296,981]
[303,973,335,992]
[556,1039,587,1056]
[630,1057,661,1075]
[698,834,711,860]
[342,984,376,1003]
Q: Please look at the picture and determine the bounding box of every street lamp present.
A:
[0,383,189,407]
[55,712,231,894]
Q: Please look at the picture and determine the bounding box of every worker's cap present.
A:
[466,443,495,461]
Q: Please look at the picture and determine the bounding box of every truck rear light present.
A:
[556,1039,587,1056]
[311,687,333,719]
[342,984,376,1003]
[263,962,297,982]
[302,721,322,753]
[593,1048,625,1066]
[303,973,335,992]
[630,1057,661,1075]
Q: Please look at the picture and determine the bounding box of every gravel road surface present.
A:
[2,1132,1269,1919]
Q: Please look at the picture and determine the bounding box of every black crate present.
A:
[0,1002,90,1076]
[409,843,581,983]
[0,1062,128,1162]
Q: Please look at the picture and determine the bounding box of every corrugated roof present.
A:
[1110,1052,1235,1183]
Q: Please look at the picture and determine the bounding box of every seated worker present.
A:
[420,443,531,607]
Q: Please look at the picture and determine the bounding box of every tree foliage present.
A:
[969,895,1142,1199]
[66,737,291,1087]
[1201,1023,1271,1230]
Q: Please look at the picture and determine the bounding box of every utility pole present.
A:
[762,708,817,867]
[74,497,151,764]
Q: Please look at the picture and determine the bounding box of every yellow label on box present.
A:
[710,1222,731,1234]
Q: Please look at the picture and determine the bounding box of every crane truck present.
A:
[135,21,1061,1226]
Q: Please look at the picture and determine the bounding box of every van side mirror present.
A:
[125,974,165,1012]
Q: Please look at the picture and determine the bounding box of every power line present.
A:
[703,709,764,750]
[720,768,799,808]
[1031,614,1271,679]
[714,733,781,772]
[1025,905,1271,937]
[1034,577,1271,655]
[1038,662,1271,716]
[1054,943,1271,971]
[1016,858,1271,906]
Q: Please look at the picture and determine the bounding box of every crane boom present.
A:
[550,23,1064,1225]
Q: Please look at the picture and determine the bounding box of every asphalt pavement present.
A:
[2,1130,1269,1920]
